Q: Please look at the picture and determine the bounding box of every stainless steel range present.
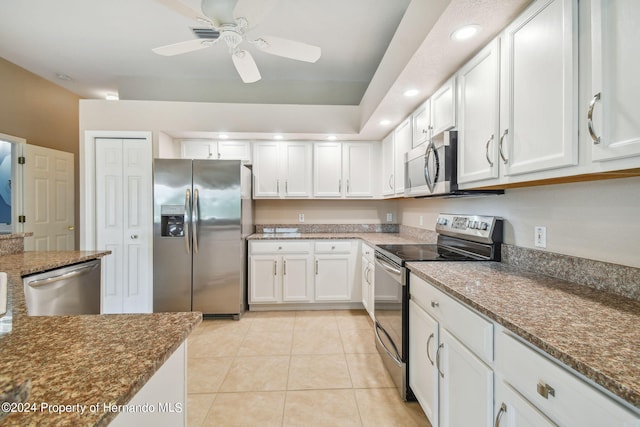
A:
[373,213,503,400]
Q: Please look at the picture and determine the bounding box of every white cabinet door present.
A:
[253,142,280,197]
[96,138,152,314]
[361,256,371,313]
[381,133,395,196]
[313,142,343,197]
[500,0,578,176]
[409,300,439,427]
[431,77,456,136]
[590,0,640,161]
[343,142,374,197]
[457,39,501,184]
[394,119,412,195]
[249,255,279,303]
[440,328,494,427]
[314,255,350,301]
[180,140,212,159]
[218,140,251,161]
[282,254,313,302]
[412,100,431,147]
[494,380,557,427]
[282,142,312,198]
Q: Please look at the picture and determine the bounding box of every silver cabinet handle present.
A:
[338,179,342,193]
[184,189,191,254]
[367,265,372,283]
[192,188,199,254]
[435,343,444,378]
[388,174,393,190]
[537,381,555,399]
[588,92,601,144]
[285,180,288,194]
[283,260,287,275]
[315,260,319,275]
[276,179,280,193]
[494,403,507,427]
[431,300,439,308]
[346,179,350,194]
[485,134,494,167]
[274,260,277,276]
[498,129,509,164]
[426,333,435,365]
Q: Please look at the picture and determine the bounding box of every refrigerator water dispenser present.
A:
[160,205,185,237]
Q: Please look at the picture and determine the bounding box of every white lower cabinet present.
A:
[361,244,375,319]
[495,329,640,427]
[249,240,360,308]
[409,272,493,427]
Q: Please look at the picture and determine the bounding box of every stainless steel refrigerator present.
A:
[153,159,253,318]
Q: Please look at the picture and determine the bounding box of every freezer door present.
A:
[153,159,193,312]
[192,160,243,315]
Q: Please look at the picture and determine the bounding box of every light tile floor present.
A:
[187,309,431,427]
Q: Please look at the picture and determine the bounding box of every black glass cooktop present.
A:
[376,244,479,263]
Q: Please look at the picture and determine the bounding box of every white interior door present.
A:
[96,138,152,314]
[24,144,74,251]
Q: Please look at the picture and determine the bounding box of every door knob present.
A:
[130,234,139,240]
[67,226,75,231]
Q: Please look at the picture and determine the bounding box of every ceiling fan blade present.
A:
[152,39,216,56]
[154,0,213,25]
[252,36,321,63]
[231,50,261,83]
[233,0,279,29]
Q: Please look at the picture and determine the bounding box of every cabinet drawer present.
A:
[314,241,352,253]
[250,241,312,254]
[410,273,493,364]
[362,243,375,262]
[495,331,639,426]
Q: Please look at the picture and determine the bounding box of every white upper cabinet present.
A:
[314,141,378,198]
[412,100,432,147]
[253,141,312,198]
[180,139,251,161]
[500,0,578,177]
[430,76,457,136]
[381,132,395,197]
[457,39,501,185]
[394,119,412,196]
[589,0,640,162]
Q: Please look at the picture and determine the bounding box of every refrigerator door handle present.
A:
[193,188,199,254]
[184,189,191,254]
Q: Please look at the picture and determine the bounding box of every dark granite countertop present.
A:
[407,261,640,411]
[0,251,202,426]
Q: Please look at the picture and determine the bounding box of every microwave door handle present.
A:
[424,142,440,193]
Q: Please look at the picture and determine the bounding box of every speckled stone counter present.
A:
[248,231,436,246]
[407,261,640,410]
[0,251,202,426]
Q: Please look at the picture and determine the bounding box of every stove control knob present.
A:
[480,222,489,231]
[469,221,477,229]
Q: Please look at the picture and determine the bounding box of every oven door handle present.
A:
[374,256,402,281]
[374,321,403,367]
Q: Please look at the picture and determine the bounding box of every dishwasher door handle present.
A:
[26,262,100,288]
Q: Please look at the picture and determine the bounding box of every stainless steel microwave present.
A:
[405,131,457,197]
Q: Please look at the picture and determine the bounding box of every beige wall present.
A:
[255,199,398,225]
[398,176,640,268]
[0,57,81,247]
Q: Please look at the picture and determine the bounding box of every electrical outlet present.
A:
[419,215,424,226]
[534,226,547,248]
[386,213,393,222]
[298,213,304,222]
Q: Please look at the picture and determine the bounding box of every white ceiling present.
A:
[0,0,532,140]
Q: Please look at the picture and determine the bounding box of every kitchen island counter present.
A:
[248,231,433,246]
[0,251,202,426]
[407,261,640,411]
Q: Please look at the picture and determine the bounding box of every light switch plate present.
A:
[534,226,546,248]
[386,213,393,222]
[298,213,304,222]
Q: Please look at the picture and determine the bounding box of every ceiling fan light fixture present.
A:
[451,24,481,41]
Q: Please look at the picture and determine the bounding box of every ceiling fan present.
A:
[152,0,322,83]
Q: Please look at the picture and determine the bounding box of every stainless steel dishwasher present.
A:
[23,259,101,316]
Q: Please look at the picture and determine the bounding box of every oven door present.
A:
[404,131,456,197]
[373,252,409,399]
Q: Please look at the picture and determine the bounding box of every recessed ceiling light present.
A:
[380,119,391,126]
[403,89,419,97]
[219,134,229,139]
[273,134,283,140]
[451,24,481,41]
[105,93,119,101]
[327,135,337,141]
[55,73,72,81]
